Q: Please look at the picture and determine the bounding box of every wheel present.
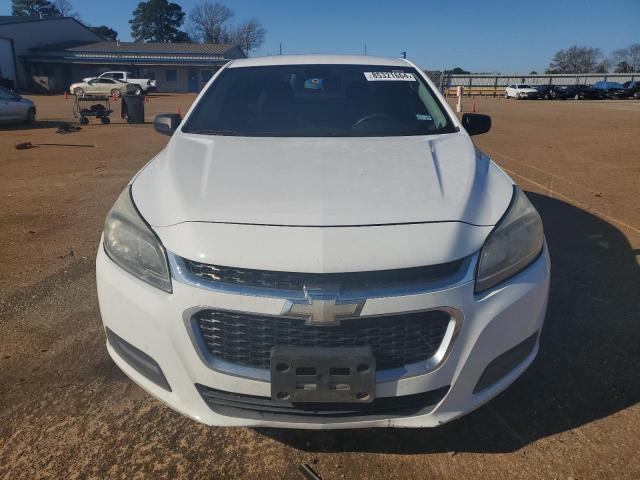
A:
[74,87,84,96]
[26,107,36,124]
[79,117,89,125]
[100,117,110,124]
[111,89,121,98]
[574,93,580,100]
[134,86,142,95]
[504,92,509,99]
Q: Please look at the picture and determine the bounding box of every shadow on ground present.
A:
[0,120,69,131]
[257,192,640,453]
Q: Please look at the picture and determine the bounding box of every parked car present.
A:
[562,84,606,100]
[623,81,640,99]
[82,71,156,95]
[593,80,640,99]
[591,81,628,99]
[70,78,135,97]
[505,84,539,99]
[0,86,36,124]
[533,85,573,100]
[98,55,550,429]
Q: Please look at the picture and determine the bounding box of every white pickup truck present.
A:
[82,71,156,94]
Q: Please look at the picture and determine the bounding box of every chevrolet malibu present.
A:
[97,55,550,429]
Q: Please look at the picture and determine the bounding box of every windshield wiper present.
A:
[186,129,242,136]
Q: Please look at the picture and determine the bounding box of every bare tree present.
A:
[546,46,604,74]
[189,2,234,44]
[232,18,265,55]
[611,43,640,72]
[52,0,79,18]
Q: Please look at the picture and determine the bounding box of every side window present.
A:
[165,70,178,82]
[102,73,113,79]
[113,73,124,80]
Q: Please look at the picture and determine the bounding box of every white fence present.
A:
[442,73,637,89]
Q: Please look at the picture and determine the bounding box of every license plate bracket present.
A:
[270,346,376,403]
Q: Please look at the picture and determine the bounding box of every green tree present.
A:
[12,0,60,17]
[89,25,119,41]
[130,0,187,43]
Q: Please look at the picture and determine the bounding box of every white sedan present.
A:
[505,84,540,99]
[69,78,134,97]
[0,86,36,124]
[97,55,550,429]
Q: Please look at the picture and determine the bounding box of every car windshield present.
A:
[182,64,456,137]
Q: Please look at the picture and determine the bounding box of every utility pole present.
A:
[279,43,282,55]
[364,44,367,56]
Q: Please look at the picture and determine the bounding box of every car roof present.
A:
[228,54,412,68]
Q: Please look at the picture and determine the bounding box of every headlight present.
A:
[103,187,172,292]
[475,187,543,293]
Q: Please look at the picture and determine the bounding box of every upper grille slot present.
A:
[194,308,451,372]
[184,258,464,292]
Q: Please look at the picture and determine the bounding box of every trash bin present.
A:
[122,94,145,124]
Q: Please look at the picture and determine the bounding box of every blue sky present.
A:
[3,0,639,72]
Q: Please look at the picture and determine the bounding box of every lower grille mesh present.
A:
[194,309,451,371]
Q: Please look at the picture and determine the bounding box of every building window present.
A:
[201,70,213,82]
[141,69,156,80]
[165,70,177,82]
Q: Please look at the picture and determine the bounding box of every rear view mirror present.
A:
[154,113,182,136]
[461,113,491,136]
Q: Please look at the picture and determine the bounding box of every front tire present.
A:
[74,87,84,96]
[26,107,36,124]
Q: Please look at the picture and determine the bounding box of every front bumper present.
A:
[96,244,550,429]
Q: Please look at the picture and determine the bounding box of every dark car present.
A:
[623,81,640,99]
[533,85,574,100]
[560,84,606,100]
[533,85,553,99]
[592,81,629,99]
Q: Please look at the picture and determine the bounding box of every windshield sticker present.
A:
[364,72,416,81]
[304,78,324,90]
[416,114,433,121]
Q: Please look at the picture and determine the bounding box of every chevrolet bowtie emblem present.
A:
[282,287,364,326]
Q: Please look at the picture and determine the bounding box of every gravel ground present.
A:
[1,94,638,479]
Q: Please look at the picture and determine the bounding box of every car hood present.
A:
[132,132,514,228]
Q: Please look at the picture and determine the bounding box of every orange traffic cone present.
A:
[472,100,476,113]
[177,107,181,116]
[144,96,149,103]
[64,91,68,99]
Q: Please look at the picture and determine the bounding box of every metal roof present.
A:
[31,41,240,55]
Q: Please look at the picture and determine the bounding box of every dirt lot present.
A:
[1,94,638,479]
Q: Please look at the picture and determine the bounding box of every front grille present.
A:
[194,309,451,371]
[196,384,450,422]
[184,258,464,292]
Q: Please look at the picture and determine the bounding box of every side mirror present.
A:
[461,113,491,136]
[154,113,182,136]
